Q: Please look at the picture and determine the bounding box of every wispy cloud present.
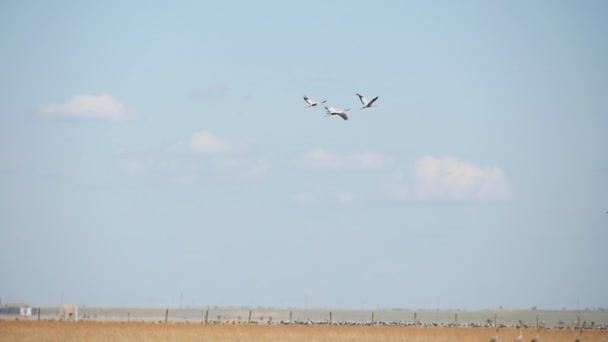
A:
[164,131,268,181]
[174,174,199,185]
[352,152,391,170]
[295,149,392,170]
[291,191,318,205]
[291,190,354,206]
[168,130,248,156]
[414,155,510,200]
[338,192,354,205]
[189,131,233,155]
[118,157,204,183]
[41,94,135,122]
[388,155,510,201]
[249,159,270,178]
[215,157,270,180]
[296,149,343,169]
[119,159,145,176]
[387,167,409,201]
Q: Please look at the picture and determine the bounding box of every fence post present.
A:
[576,316,580,329]
[248,310,252,323]
[165,309,169,323]
[455,313,458,326]
[494,313,497,328]
[329,311,332,325]
[536,315,539,330]
[38,307,41,321]
[371,312,375,325]
[289,311,293,324]
[128,312,130,322]
[204,309,208,324]
[414,312,417,326]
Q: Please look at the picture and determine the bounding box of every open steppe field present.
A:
[1,321,607,342]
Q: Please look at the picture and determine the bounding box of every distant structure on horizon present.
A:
[59,304,79,321]
[0,303,35,317]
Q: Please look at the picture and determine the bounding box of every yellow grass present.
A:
[0,321,606,342]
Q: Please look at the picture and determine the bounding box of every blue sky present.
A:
[1,0,607,310]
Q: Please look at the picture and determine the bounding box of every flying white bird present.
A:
[324,106,350,120]
[303,95,327,108]
[356,93,379,109]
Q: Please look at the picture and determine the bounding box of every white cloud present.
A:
[189,131,232,155]
[292,191,317,205]
[413,156,510,200]
[41,94,135,122]
[338,192,354,205]
[296,149,391,170]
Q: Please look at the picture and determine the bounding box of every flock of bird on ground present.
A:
[488,328,592,342]
[302,93,379,120]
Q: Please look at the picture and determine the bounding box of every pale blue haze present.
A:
[1,0,607,310]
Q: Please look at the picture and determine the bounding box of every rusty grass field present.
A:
[1,321,607,342]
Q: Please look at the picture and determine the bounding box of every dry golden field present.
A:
[1,321,607,342]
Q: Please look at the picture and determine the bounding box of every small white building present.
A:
[20,306,32,316]
[0,303,33,317]
[59,304,78,321]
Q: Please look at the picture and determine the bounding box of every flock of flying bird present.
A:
[302,93,379,120]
